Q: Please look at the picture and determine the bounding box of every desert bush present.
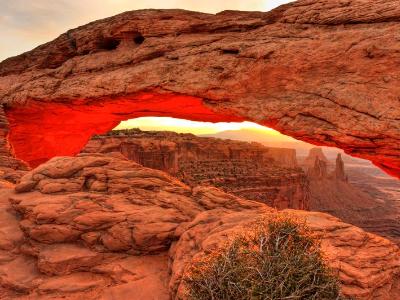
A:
[184,215,344,300]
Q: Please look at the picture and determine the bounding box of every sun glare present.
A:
[115,117,280,135]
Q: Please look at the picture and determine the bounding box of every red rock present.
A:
[101,278,169,300]
[99,255,170,300]
[37,244,104,275]
[307,156,329,179]
[0,105,29,184]
[335,153,347,181]
[6,97,243,168]
[304,147,329,167]
[0,1,399,178]
[0,189,24,251]
[301,147,400,245]
[0,256,42,293]
[306,166,400,246]
[0,153,396,299]
[37,272,106,294]
[169,208,400,300]
[10,154,201,254]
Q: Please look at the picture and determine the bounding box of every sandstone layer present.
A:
[82,129,309,210]
[0,0,399,177]
[0,153,398,299]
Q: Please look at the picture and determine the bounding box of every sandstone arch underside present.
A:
[0,0,399,177]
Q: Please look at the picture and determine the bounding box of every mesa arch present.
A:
[0,0,399,178]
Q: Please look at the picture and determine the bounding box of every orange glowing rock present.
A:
[6,93,244,167]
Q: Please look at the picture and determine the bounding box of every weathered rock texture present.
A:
[0,153,398,299]
[0,105,28,183]
[335,153,347,181]
[0,0,399,178]
[307,156,329,179]
[306,150,347,181]
[304,147,329,168]
[82,129,308,209]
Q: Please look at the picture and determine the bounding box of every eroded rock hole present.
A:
[97,37,120,50]
[222,48,240,55]
[133,34,145,45]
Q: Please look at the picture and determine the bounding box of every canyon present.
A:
[83,129,400,246]
[302,148,400,245]
[203,128,400,246]
[83,129,308,210]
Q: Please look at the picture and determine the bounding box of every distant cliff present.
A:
[82,129,309,210]
[302,147,400,245]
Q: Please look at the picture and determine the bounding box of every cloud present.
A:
[0,0,293,61]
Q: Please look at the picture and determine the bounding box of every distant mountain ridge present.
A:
[198,128,341,158]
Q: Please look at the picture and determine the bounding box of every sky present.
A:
[1,0,293,136]
[115,118,279,135]
[0,0,293,62]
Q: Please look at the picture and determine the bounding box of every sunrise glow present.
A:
[115,117,281,135]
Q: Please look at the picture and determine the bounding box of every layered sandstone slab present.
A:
[0,0,399,177]
[82,129,309,209]
[0,153,398,299]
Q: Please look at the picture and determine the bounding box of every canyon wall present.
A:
[0,0,399,178]
[82,129,309,210]
[304,148,400,245]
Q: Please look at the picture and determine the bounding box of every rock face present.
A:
[306,151,347,181]
[0,153,398,299]
[335,153,347,181]
[307,156,328,179]
[304,149,400,246]
[0,105,28,183]
[82,129,309,210]
[304,147,329,168]
[0,0,399,178]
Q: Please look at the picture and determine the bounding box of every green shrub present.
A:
[184,215,344,300]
